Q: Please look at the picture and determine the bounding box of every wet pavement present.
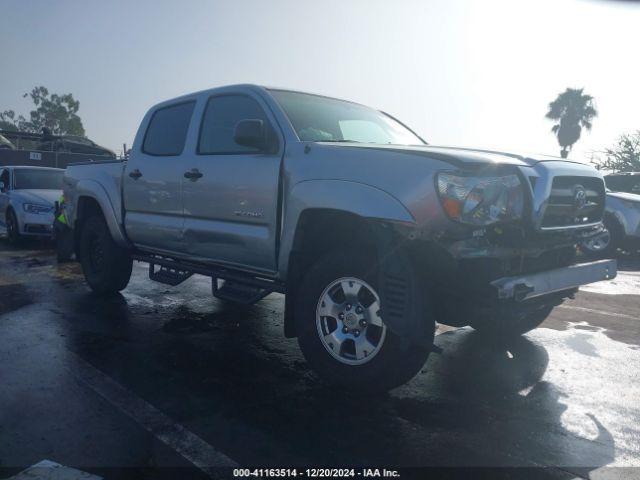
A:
[0,240,639,479]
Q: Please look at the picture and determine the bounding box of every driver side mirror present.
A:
[0,181,5,192]
[234,119,269,152]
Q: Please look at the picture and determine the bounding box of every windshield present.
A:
[63,136,94,146]
[0,134,14,146]
[13,169,63,190]
[270,90,425,145]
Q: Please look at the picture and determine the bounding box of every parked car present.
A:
[582,189,640,256]
[605,172,640,195]
[63,85,616,391]
[37,134,115,157]
[0,133,15,150]
[0,166,63,243]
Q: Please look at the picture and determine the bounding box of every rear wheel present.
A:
[295,250,432,392]
[5,209,22,245]
[79,215,132,294]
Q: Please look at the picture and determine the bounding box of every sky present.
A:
[1,0,638,160]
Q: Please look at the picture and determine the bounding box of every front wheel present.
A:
[5,209,22,245]
[295,250,432,392]
[79,215,132,294]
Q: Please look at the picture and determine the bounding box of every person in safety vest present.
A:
[53,194,74,262]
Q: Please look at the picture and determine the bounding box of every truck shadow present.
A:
[0,240,619,472]
[391,331,616,471]
[285,330,615,471]
[64,292,616,472]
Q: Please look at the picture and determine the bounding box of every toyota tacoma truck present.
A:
[63,84,617,391]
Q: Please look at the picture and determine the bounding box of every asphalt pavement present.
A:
[0,240,639,479]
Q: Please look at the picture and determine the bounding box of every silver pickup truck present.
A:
[63,84,616,391]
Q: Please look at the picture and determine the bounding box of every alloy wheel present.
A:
[315,277,386,365]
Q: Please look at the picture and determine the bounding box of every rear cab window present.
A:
[142,101,196,156]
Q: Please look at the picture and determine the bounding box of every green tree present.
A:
[546,88,597,158]
[0,110,20,131]
[593,131,640,172]
[20,86,85,136]
[1,86,85,136]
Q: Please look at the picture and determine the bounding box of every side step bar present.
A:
[212,278,271,305]
[149,263,193,286]
[132,252,285,297]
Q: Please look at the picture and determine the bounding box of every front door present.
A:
[123,101,196,253]
[181,93,283,273]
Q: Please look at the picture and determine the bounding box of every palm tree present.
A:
[546,88,597,158]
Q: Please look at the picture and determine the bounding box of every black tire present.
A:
[5,208,22,245]
[295,249,432,392]
[79,215,132,294]
[470,304,554,338]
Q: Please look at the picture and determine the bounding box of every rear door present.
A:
[123,101,195,253]
[181,93,283,273]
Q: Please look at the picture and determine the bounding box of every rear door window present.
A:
[143,101,195,156]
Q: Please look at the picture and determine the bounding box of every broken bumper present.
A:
[491,259,617,301]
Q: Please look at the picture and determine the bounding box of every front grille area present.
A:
[540,176,605,229]
[24,224,52,234]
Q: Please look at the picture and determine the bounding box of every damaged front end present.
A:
[418,161,616,328]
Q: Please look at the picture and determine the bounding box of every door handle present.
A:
[129,169,142,180]
[184,168,203,181]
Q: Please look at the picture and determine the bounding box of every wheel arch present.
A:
[283,208,380,338]
[71,179,129,250]
[279,179,415,276]
[281,183,432,345]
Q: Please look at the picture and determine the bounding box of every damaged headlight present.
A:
[436,172,524,226]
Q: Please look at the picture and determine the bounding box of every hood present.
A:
[608,191,640,203]
[317,142,578,167]
[12,189,61,206]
